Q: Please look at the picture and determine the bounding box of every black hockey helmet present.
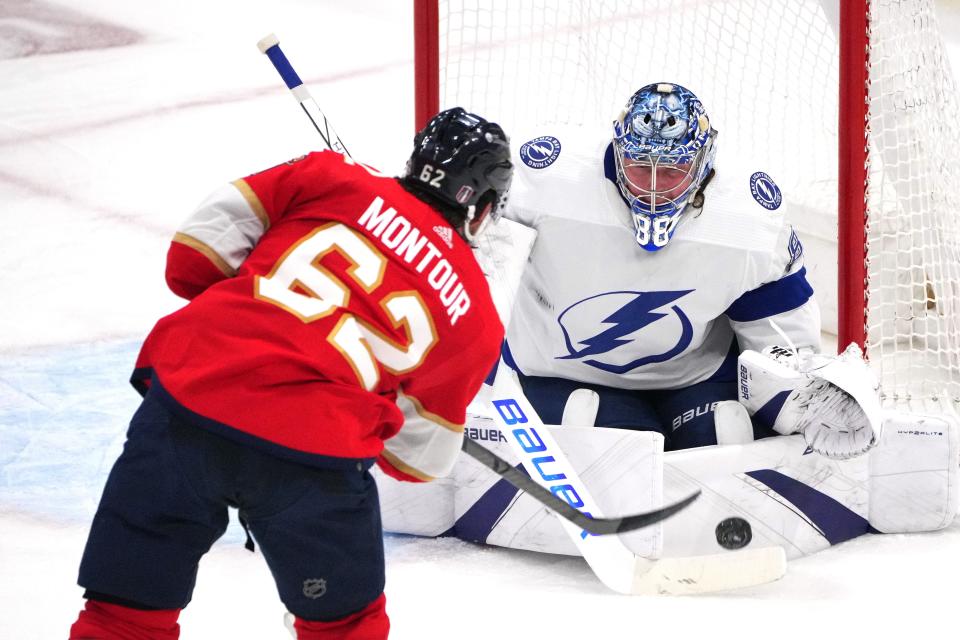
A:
[400,107,513,241]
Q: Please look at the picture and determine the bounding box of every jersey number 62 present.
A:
[255,222,438,391]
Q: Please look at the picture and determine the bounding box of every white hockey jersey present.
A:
[504,126,821,390]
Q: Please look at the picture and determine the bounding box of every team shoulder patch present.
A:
[519,135,562,169]
[749,171,782,210]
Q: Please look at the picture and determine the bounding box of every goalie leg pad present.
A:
[373,470,456,537]
[868,409,960,533]
[479,423,665,558]
[397,416,665,559]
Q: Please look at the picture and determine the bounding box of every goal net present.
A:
[414,0,960,412]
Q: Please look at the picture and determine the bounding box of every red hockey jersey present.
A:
[133,151,504,481]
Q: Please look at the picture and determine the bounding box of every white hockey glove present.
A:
[738,343,883,459]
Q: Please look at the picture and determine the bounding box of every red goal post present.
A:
[837,0,869,355]
[413,0,960,412]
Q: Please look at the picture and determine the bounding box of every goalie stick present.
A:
[257,34,784,592]
[484,360,787,595]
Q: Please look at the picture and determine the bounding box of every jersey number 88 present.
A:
[634,215,675,248]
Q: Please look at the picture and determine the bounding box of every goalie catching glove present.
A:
[738,344,883,459]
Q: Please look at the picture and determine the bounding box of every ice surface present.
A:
[1,1,959,638]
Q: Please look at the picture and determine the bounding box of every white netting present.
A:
[431,0,960,410]
[866,0,960,410]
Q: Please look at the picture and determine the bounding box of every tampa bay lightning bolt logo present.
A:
[749,171,782,210]
[520,136,561,169]
[556,290,694,374]
[786,227,804,270]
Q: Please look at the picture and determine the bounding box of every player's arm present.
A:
[376,390,467,483]
[724,225,821,354]
[165,152,332,299]
[727,225,883,458]
[377,317,504,483]
[165,180,270,298]
[499,162,542,228]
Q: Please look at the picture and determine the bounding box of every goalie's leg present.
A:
[511,367,664,432]
[510,356,766,450]
[654,379,771,450]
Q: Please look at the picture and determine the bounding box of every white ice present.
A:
[2,1,959,638]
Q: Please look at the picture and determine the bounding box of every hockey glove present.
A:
[738,344,883,459]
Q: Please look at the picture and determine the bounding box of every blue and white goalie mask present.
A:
[613,83,718,251]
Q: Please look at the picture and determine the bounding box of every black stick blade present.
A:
[461,437,699,536]
[605,490,700,535]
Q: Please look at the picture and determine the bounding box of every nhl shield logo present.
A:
[303,578,327,599]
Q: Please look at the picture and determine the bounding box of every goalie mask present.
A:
[613,83,718,251]
[401,107,513,243]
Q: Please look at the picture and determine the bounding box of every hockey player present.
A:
[502,82,833,451]
[370,86,948,574]
[68,108,512,640]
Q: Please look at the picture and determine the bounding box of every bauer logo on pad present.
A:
[749,171,782,210]
[520,135,562,169]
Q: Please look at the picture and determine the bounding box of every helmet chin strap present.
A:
[461,204,479,243]
[461,202,493,245]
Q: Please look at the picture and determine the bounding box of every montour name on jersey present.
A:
[358,197,471,325]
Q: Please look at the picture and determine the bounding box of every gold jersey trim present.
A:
[379,449,436,482]
[402,391,465,433]
[172,232,236,277]
[232,178,270,231]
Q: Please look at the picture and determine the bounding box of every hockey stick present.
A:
[255,33,695,537]
[484,362,787,595]
[461,437,697,535]
[257,34,351,158]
